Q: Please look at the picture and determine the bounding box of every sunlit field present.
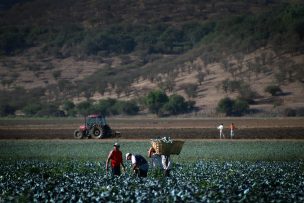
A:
[0,140,303,202]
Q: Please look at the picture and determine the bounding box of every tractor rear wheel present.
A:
[91,128,103,139]
[74,130,83,139]
[102,125,112,137]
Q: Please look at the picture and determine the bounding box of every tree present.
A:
[22,103,43,116]
[63,100,76,117]
[182,83,198,98]
[196,72,205,85]
[216,97,234,116]
[0,103,15,116]
[35,104,65,117]
[232,99,249,116]
[264,85,282,96]
[94,98,117,115]
[76,101,93,116]
[216,97,249,116]
[162,94,189,115]
[145,90,169,115]
[113,100,139,115]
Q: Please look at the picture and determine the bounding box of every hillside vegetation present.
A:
[0,0,304,117]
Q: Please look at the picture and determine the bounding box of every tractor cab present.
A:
[86,114,107,129]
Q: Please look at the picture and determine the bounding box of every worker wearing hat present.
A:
[125,152,149,177]
[106,143,125,176]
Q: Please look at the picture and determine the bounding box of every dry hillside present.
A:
[0,0,303,116]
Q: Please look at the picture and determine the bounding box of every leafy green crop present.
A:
[0,140,303,201]
[0,160,303,202]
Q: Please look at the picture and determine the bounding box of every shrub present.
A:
[221,79,243,93]
[216,97,249,116]
[196,72,205,85]
[296,107,304,116]
[0,103,15,116]
[112,100,139,115]
[162,94,189,115]
[264,85,282,96]
[0,27,29,55]
[145,90,169,115]
[216,97,234,116]
[232,99,250,116]
[182,83,198,98]
[283,108,297,117]
[76,101,94,116]
[237,84,257,104]
[93,98,117,116]
[22,103,43,116]
[63,100,76,117]
[35,104,65,117]
[52,70,62,80]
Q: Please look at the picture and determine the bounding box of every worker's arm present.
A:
[105,150,113,172]
[121,161,126,171]
[132,163,138,170]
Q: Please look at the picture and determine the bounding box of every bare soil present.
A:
[0,118,303,139]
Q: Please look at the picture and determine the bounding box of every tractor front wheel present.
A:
[74,130,84,139]
[92,128,103,139]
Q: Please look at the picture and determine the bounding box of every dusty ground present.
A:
[0,118,303,139]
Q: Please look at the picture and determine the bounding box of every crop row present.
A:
[0,160,303,202]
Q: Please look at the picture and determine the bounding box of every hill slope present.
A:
[0,0,304,116]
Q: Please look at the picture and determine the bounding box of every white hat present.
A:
[113,143,120,147]
[125,153,131,160]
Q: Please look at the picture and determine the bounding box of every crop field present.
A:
[0,140,304,202]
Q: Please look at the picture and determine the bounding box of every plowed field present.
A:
[0,117,303,139]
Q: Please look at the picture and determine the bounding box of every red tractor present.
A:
[74,114,118,139]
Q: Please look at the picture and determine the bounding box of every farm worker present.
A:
[161,155,172,177]
[125,153,149,177]
[148,147,162,169]
[106,143,126,176]
[229,123,236,139]
[217,123,225,139]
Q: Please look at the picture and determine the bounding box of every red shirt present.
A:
[109,149,123,168]
[230,124,236,130]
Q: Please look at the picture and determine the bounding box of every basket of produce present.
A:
[150,137,184,155]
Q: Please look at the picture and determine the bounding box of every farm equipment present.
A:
[74,114,118,139]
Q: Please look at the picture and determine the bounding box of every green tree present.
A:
[76,101,93,116]
[94,98,117,115]
[22,103,43,116]
[232,99,249,116]
[113,100,139,115]
[63,100,76,117]
[216,97,249,116]
[196,72,205,85]
[162,94,189,115]
[145,90,169,115]
[35,104,65,117]
[216,97,234,116]
[0,103,15,116]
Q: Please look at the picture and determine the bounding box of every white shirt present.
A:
[217,125,224,130]
[161,155,172,170]
[131,155,136,165]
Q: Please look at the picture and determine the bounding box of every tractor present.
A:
[74,114,118,139]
